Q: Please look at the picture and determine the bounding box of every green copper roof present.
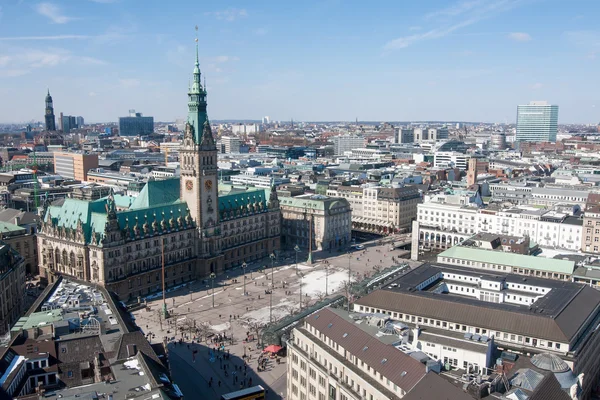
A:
[113,194,136,209]
[187,42,208,144]
[130,178,181,209]
[116,201,191,240]
[45,184,192,246]
[439,246,575,275]
[278,195,346,211]
[0,220,27,236]
[11,309,64,332]
[219,187,267,211]
[45,197,108,242]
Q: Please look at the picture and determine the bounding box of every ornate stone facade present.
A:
[36,45,281,300]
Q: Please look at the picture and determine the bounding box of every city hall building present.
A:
[36,45,282,300]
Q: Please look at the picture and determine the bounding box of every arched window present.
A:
[62,250,68,265]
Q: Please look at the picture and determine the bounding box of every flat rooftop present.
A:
[355,263,600,344]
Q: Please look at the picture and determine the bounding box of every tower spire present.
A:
[187,25,208,144]
[195,25,199,67]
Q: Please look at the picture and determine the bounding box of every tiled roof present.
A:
[528,372,572,400]
[402,372,473,400]
[305,307,426,393]
[115,331,163,366]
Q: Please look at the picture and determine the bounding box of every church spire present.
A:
[44,89,56,131]
[187,26,208,144]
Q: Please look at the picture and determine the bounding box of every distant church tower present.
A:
[467,158,478,186]
[45,89,56,131]
[180,38,220,258]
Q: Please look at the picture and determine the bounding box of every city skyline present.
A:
[0,0,598,124]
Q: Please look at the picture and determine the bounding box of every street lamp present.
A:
[269,253,276,323]
[324,260,329,296]
[347,253,352,313]
[242,262,247,296]
[210,272,216,308]
[294,245,300,274]
[298,271,304,312]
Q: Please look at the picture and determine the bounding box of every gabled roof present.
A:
[114,331,163,366]
[402,372,473,400]
[528,372,572,400]
[305,307,426,393]
[45,197,107,242]
[130,178,181,209]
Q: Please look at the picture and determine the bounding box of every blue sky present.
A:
[0,0,598,124]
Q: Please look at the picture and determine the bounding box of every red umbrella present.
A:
[263,344,282,353]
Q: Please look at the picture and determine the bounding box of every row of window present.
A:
[357,306,564,351]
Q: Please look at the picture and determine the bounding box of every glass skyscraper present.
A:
[516,101,559,142]
[118,109,154,136]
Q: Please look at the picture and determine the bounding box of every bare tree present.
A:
[314,291,327,303]
[178,318,197,339]
[243,318,266,346]
[196,321,213,343]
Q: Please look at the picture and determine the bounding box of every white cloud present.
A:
[529,82,543,89]
[384,0,523,50]
[119,78,140,88]
[0,35,90,41]
[35,3,73,24]
[89,91,97,97]
[425,0,486,19]
[508,32,531,41]
[0,46,105,78]
[204,8,247,22]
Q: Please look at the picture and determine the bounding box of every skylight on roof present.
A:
[381,358,388,364]
[362,346,368,351]
[327,323,333,328]
[314,315,320,319]
[342,333,348,338]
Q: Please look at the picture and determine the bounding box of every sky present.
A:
[0,0,598,124]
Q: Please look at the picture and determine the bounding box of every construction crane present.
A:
[32,149,39,210]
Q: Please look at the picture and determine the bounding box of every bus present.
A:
[221,385,266,400]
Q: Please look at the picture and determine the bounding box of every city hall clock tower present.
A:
[180,39,220,259]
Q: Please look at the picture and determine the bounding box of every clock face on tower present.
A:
[204,180,213,190]
[185,180,193,191]
[46,109,52,115]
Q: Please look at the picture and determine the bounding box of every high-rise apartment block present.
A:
[221,136,241,153]
[118,110,154,136]
[53,152,99,181]
[395,128,415,144]
[61,115,77,133]
[516,101,558,142]
[414,127,449,143]
[332,135,365,155]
